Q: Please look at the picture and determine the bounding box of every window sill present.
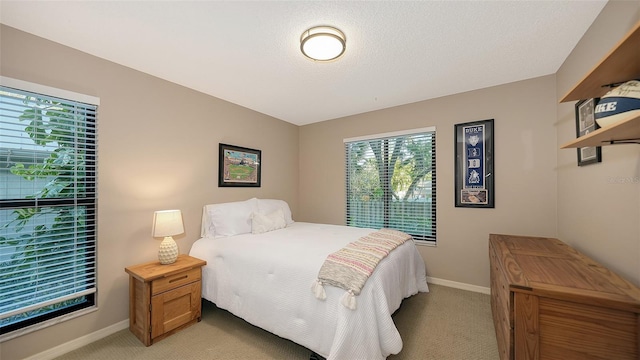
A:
[0,305,98,343]
[414,240,436,247]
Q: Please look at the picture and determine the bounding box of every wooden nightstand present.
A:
[125,254,207,346]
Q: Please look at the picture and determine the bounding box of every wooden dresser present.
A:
[489,234,640,360]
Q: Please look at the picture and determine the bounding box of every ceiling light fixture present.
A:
[300,26,346,61]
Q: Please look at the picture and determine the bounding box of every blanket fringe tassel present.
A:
[312,279,326,300]
[341,290,357,310]
[312,280,357,310]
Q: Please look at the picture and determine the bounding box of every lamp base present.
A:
[158,236,179,264]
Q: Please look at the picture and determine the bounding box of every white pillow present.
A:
[251,208,287,234]
[201,198,258,238]
[256,199,294,224]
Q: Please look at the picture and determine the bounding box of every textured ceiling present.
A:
[0,1,607,126]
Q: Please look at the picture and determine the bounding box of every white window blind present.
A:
[0,83,97,336]
[345,128,436,243]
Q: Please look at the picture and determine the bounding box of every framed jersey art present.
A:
[454,119,494,208]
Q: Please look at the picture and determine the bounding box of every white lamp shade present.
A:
[152,210,184,238]
[300,26,346,61]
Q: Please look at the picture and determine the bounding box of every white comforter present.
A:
[189,222,429,360]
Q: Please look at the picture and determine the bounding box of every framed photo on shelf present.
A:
[575,98,602,166]
[218,143,261,187]
[454,119,494,208]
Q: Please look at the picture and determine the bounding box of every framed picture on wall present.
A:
[575,98,602,166]
[218,143,261,187]
[454,119,495,208]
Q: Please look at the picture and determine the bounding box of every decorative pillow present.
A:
[256,199,294,224]
[201,198,258,238]
[251,208,287,234]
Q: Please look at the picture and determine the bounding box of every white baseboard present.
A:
[427,276,491,295]
[24,319,129,360]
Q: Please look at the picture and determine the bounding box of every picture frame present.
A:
[575,98,602,166]
[218,143,261,187]
[454,119,495,208]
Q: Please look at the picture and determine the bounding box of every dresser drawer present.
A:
[152,267,201,295]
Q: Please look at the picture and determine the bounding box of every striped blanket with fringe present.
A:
[311,228,412,310]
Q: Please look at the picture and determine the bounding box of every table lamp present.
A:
[152,209,184,264]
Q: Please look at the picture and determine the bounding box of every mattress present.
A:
[189,222,429,359]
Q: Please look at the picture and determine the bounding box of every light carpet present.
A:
[55,284,499,360]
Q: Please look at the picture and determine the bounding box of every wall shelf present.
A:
[561,21,640,103]
[561,20,640,148]
[561,114,640,148]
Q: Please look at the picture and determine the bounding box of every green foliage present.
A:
[348,136,434,201]
[10,97,85,199]
[0,95,90,327]
[347,135,435,236]
[4,96,86,230]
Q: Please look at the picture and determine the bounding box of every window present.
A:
[345,128,436,244]
[0,78,98,339]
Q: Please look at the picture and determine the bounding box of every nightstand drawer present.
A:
[152,267,201,295]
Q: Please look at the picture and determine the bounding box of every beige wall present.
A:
[556,0,640,286]
[0,25,299,360]
[299,75,559,287]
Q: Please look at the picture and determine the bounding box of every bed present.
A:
[189,198,429,360]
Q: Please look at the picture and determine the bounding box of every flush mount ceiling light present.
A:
[300,26,346,61]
